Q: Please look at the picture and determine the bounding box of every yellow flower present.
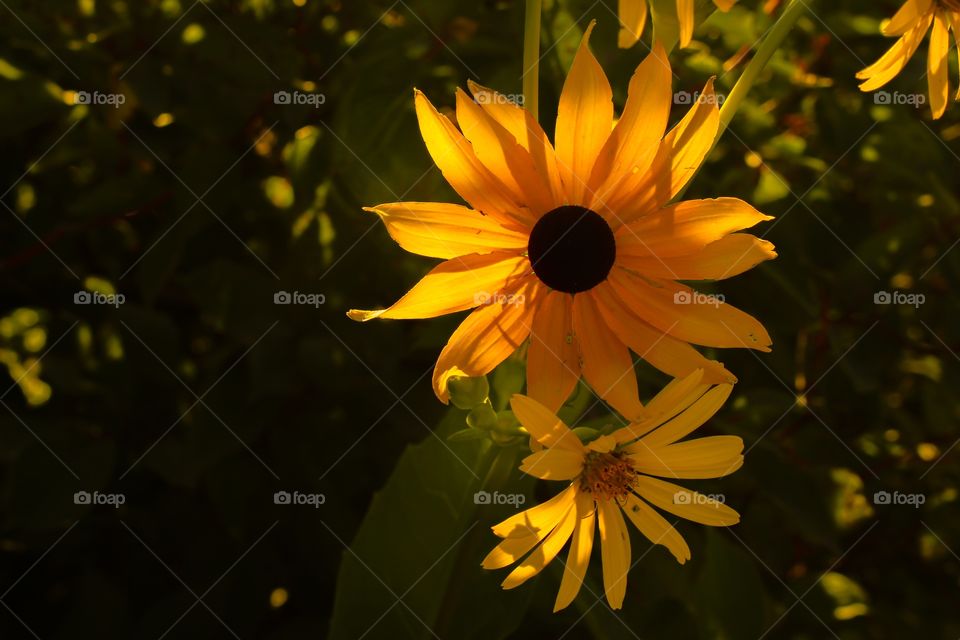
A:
[348,24,775,419]
[618,0,737,49]
[857,0,960,119]
[483,369,742,611]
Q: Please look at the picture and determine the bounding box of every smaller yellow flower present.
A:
[618,0,737,49]
[857,0,960,119]
[483,370,742,611]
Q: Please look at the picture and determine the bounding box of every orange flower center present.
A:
[528,206,616,294]
[579,451,637,501]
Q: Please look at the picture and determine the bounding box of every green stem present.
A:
[715,0,808,141]
[523,0,542,121]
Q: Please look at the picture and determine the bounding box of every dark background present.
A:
[1,0,958,638]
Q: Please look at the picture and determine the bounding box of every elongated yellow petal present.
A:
[555,21,613,205]
[678,0,696,48]
[554,493,597,612]
[455,88,555,215]
[527,291,581,413]
[492,484,578,538]
[607,268,772,351]
[713,0,736,10]
[347,252,528,321]
[502,501,579,589]
[882,0,933,36]
[612,79,720,221]
[414,89,530,229]
[641,383,733,447]
[616,197,773,259]
[510,394,585,452]
[364,202,529,259]
[617,0,649,48]
[622,233,777,281]
[597,499,631,609]
[619,493,691,563]
[520,448,585,480]
[466,80,565,205]
[591,281,736,384]
[928,9,951,119]
[484,498,575,569]
[572,292,645,420]
[590,41,672,215]
[627,435,744,479]
[611,370,711,443]
[433,278,540,403]
[633,476,740,526]
[857,13,933,91]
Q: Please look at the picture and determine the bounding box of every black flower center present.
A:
[527,206,616,294]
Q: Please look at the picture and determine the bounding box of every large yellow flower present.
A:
[483,370,742,611]
[348,25,775,419]
[618,0,737,49]
[857,0,960,119]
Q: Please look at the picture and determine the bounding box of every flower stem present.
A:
[523,0,542,121]
[716,0,808,140]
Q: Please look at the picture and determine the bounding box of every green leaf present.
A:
[328,411,535,639]
[695,529,766,639]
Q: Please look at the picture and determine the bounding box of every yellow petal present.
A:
[591,281,736,384]
[520,448,585,480]
[573,292,645,420]
[502,500,579,589]
[347,253,528,321]
[678,0,695,48]
[641,383,733,447]
[364,202,529,259]
[590,41,672,213]
[492,484,578,538]
[857,13,933,91]
[611,370,710,443]
[510,394,585,452]
[633,476,740,526]
[608,268,772,351]
[433,278,540,403]
[414,89,530,229]
[527,291,581,413]
[617,0,649,48]
[616,197,774,259]
[484,499,575,570]
[555,21,613,205]
[466,80,565,204]
[713,0,736,10]
[928,9,950,120]
[619,493,691,563]
[882,0,933,36]
[554,493,597,612]
[455,88,555,214]
[612,79,720,222]
[627,435,744,479]
[622,234,777,281]
[597,498,632,609]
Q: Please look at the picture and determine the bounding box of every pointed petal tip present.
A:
[346,309,384,322]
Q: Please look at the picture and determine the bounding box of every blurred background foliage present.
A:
[1,0,959,638]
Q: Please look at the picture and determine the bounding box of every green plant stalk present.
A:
[523,0,542,122]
